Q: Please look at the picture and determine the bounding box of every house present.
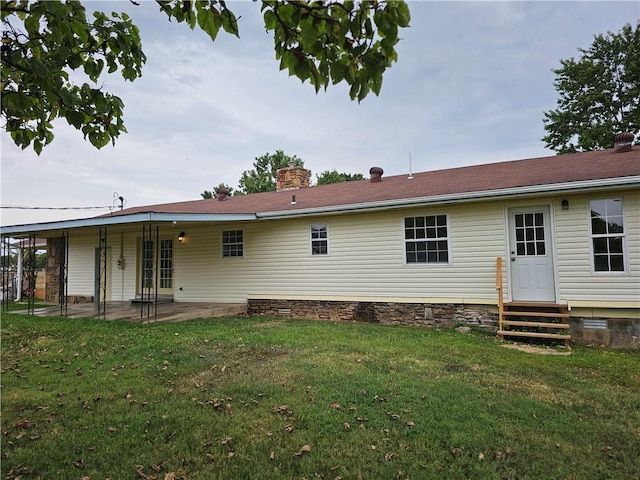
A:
[2,134,639,348]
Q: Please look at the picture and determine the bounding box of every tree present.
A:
[542,23,640,154]
[316,169,364,185]
[1,0,410,154]
[201,182,235,199]
[238,150,305,194]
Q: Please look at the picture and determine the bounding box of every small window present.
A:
[514,212,546,256]
[311,224,328,255]
[404,215,449,263]
[222,230,243,257]
[589,199,625,272]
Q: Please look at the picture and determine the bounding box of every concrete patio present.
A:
[11,301,247,323]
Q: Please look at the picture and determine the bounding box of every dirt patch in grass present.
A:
[501,343,572,355]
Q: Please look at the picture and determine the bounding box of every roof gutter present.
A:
[257,176,640,219]
[0,212,257,236]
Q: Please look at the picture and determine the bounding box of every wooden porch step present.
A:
[502,311,570,319]
[505,302,567,309]
[497,330,571,340]
[495,258,571,346]
[501,320,570,329]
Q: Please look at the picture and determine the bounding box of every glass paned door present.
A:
[139,239,174,295]
[508,207,556,302]
[159,239,173,290]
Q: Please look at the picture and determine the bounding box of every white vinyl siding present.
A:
[168,203,506,302]
[554,190,639,303]
[109,230,138,301]
[60,188,639,308]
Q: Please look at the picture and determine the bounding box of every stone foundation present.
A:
[248,299,498,329]
[45,237,63,304]
[570,317,639,350]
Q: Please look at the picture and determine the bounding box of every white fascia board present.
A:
[258,176,640,219]
[1,212,257,236]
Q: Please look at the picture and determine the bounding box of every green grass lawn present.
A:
[1,313,639,480]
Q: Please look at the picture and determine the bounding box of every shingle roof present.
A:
[107,147,640,217]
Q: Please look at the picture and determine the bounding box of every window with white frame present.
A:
[222,230,243,257]
[310,224,328,255]
[589,199,625,272]
[404,215,449,263]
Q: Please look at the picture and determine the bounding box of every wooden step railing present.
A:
[496,257,571,347]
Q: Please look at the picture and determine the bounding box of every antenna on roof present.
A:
[408,153,414,179]
[112,192,126,211]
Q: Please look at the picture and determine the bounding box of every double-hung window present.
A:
[222,230,243,257]
[404,215,449,264]
[310,224,328,255]
[590,199,626,272]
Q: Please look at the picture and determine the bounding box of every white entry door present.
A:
[508,206,556,302]
[137,238,174,295]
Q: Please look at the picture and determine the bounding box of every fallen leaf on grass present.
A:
[284,424,294,433]
[136,465,159,479]
[331,402,341,410]
[294,444,311,457]
[74,459,85,469]
[478,452,485,461]
[14,419,35,429]
[164,474,177,480]
[227,451,235,458]
[343,423,351,431]
[385,452,394,462]
[270,451,275,460]
[406,421,416,427]
[272,404,289,413]
[221,436,232,446]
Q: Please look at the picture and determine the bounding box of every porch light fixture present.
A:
[177,232,186,243]
[561,199,569,210]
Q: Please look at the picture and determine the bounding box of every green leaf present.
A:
[263,9,277,30]
[66,110,85,129]
[196,6,221,42]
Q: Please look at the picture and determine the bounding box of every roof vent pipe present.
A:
[216,188,230,201]
[369,167,384,182]
[613,131,634,153]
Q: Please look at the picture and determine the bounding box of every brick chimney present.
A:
[276,165,310,191]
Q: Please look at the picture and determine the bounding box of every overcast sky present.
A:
[1,1,639,227]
